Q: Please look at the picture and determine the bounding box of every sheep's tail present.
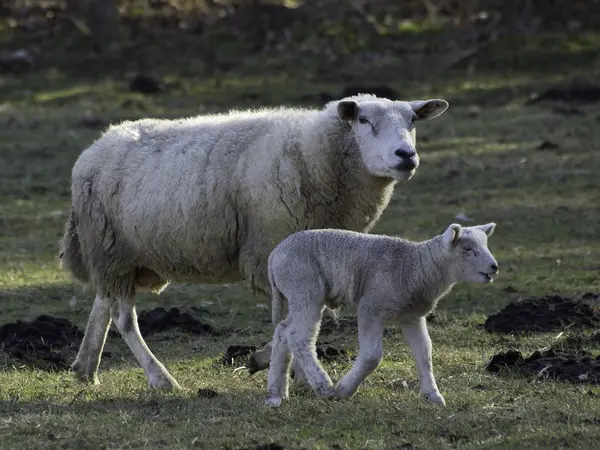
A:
[58,208,90,285]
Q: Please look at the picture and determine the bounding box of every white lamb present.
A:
[58,93,449,390]
[264,222,499,407]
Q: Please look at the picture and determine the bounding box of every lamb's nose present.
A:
[490,263,499,274]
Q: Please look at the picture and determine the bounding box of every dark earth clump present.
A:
[483,295,600,333]
[316,341,348,362]
[537,140,560,150]
[527,80,600,104]
[0,315,109,372]
[137,307,217,337]
[485,348,600,384]
[234,444,286,450]
[128,73,165,94]
[319,316,358,335]
[197,388,219,398]
[221,345,257,365]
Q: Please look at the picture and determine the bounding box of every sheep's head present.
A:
[442,222,499,284]
[336,95,448,181]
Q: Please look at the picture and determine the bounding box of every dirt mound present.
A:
[197,388,219,398]
[137,307,217,337]
[316,342,348,363]
[233,444,286,450]
[528,79,600,104]
[483,295,600,333]
[0,315,109,372]
[221,345,258,366]
[485,348,600,384]
[320,316,358,335]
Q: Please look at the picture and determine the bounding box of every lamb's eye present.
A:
[464,246,472,252]
[358,117,369,125]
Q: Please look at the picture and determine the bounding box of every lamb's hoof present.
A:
[71,361,100,385]
[422,391,446,406]
[149,373,182,391]
[264,397,282,407]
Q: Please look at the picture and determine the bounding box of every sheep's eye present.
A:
[463,246,472,252]
[358,117,369,125]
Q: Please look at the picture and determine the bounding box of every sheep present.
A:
[264,222,499,407]
[58,93,449,390]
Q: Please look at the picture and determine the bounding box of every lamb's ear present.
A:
[477,222,497,237]
[409,99,449,121]
[443,223,462,248]
[337,100,359,121]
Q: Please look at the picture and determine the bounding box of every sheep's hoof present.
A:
[148,373,182,391]
[423,391,446,406]
[314,384,337,399]
[71,361,100,385]
[333,381,356,399]
[264,397,282,407]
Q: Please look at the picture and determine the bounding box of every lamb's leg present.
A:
[291,358,309,390]
[111,297,181,390]
[286,304,335,399]
[72,294,112,384]
[265,318,292,407]
[335,305,383,398]
[402,317,445,406]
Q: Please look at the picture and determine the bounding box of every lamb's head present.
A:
[336,95,448,181]
[442,222,499,284]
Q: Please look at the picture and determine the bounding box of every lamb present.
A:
[264,222,499,407]
[58,93,449,390]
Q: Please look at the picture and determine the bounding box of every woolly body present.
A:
[264,223,498,407]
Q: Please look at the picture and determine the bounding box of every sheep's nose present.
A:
[394,148,416,159]
[490,263,499,274]
[394,148,418,171]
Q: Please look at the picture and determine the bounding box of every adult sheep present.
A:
[58,93,449,390]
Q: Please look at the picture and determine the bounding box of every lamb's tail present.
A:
[58,208,90,285]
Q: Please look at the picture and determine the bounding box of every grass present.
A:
[1,16,600,448]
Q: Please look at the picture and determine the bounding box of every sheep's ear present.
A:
[337,100,359,121]
[477,222,496,237]
[409,99,449,121]
[443,223,462,248]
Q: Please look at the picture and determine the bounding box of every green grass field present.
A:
[1,13,600,448]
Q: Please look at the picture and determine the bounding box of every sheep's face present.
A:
[442,223,499,284]
[337,97,448,181]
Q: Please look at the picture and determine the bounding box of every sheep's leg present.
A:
[402,317,445,406]
[335,305,383,398]
[71,294,112,384]
[265,318,292,407]
[111,298,181,390]
[286,304,335,399]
